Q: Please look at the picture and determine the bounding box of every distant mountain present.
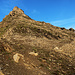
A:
[0,6,75,75]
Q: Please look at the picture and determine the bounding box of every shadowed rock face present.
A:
[69,28,75,32]
[0,6,75,75]
[61,27,66,30]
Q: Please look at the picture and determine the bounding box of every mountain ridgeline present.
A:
[0,7,75,75]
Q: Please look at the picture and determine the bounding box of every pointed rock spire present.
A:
[3,6,31,21]
[13,6,24,14]
[9,6,24,16]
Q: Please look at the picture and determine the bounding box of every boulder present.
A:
[0,71,4,75]
[13,53,24,63]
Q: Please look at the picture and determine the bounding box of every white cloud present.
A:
[50,18,75,26]
[31,9,40,14]
[49,18,75,29]
[32,10,37,13]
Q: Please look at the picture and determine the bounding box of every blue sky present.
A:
[0,0,75,29]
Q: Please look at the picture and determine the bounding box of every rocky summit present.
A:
[0,6,75,75]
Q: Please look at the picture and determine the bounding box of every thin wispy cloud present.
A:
[50,18,75,29]
[32,10,37,13]
[31,9,39,14]
[50,18,75,26]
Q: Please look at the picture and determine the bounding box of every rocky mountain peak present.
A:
[0,7,75,75]
[3,6,31,21]
[13,6,24,14]
[9,6,26,17]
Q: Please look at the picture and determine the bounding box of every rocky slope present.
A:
[0,6,75,75]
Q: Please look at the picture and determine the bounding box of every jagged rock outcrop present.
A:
[69,28,75,32]
[9,6,25,16]
[61,27,66,30]
[2,6,31,23]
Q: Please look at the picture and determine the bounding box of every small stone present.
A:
[74,68,75,69]
[6,73,10,74]
[49,59,51,61]
[67,67,69,69]
[6,64,9,66]
[13,53,24,63]
[50,55,54,57]
[29,52,38,56]
[54,47,59,50]
[40,70,46,74]
[13,53,20,63]
[0,71,4,75]
[68,64,72,66]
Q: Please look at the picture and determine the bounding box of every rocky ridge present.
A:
[0,6,75,75]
